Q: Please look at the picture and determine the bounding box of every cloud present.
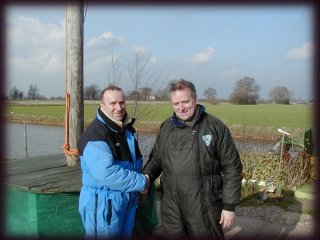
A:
[286,42,313,60]
[85,54,119,73]
[8,15,65,74]
[185,46,215,64]
[130,45,158,64]
[85,32,126,63]
[149,56,158,64]
[12,50,64,74]
[132,45,147,54]
[87,32,125,48]
[9,16,64,46]
[221,66,242,80]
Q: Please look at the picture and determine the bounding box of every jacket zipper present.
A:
[107,199,112,225]
[193,126,212,232]
[95,193,98,238]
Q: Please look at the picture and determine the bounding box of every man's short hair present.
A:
[100,85,123,101]
[170,79,197,98]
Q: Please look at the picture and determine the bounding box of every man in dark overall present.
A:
[143,79,243,239]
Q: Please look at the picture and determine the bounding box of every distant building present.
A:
[148,95,155,101]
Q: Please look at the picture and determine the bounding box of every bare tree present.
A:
[229,76,260,104]
[139,87,154,101]
[269,86,291,104]
[27,84,40,100]
[84,84,101,100]
[104,47,165,154]
[106,51,123,86]
[127,46,162,118]
[9,87,24,100]
[154,79,175,101]
[126,90,141,101]
[203,87,217,104]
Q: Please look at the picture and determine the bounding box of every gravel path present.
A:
[235,205,314,230]
[153,203,314,236]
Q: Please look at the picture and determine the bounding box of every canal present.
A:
[4,122,274,160]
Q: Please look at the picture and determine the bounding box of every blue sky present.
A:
[5,4,314,100]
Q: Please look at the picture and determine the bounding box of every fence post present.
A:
[24,123,28,159]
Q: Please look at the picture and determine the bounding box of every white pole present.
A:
[280,134,284,166]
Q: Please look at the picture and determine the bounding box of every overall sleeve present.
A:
[143,131,163,182]
[217,126,243,211]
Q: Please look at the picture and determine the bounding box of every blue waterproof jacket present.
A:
[77,109,147,238]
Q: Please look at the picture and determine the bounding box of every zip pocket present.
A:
[107,199,112,225]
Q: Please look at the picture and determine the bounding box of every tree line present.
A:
[7,47,306,105]
[8,77,302,105]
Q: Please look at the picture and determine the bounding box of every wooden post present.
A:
[66,1,84,166]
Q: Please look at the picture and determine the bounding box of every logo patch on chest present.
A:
[202,134,212,146]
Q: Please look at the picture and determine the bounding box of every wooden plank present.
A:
[7,170,81,189]
[7,174,82,193]
[7,163,81,179]
[7,168,81,187]
[5,154,67,175]
[5,163,67,176]
[4,154,82,194]
[28,170,81,187]
[30,175,82,193]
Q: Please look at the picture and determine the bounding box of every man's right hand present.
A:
[140,174,150,194]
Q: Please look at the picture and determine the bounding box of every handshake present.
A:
[138,174,151,207]
[140,174,150,194]
[138,174,150,206]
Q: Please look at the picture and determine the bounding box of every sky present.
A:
[4,4,314,101]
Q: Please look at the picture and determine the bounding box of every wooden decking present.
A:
[4,153,81,194]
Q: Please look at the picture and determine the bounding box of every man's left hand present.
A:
[219,210,235,229]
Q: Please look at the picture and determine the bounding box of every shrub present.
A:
[240,150,311,199]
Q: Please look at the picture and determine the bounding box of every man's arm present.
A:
[83,141,147,192]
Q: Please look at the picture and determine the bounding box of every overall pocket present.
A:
[206,174,223,202]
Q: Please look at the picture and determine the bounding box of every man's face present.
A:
[171,88,198,121]
[100,90,126,121]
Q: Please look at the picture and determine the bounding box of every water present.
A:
[4,122,157,160]
[5,123,65,160]
[4,122,274,160]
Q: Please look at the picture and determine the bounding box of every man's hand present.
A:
[140,174,150,194]
[219,210,235,229]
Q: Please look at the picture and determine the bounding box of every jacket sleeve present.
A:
[142,130,163,182]
[83,140,147,192]
[217,125,243,211]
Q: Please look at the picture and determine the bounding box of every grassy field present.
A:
[5,100,313,139]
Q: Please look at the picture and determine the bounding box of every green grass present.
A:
[6,105,67,116]
[203,103,312,129]
[6,102,98,120]
[5,100,313,132]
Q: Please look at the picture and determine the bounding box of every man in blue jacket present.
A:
[77,85,149,239]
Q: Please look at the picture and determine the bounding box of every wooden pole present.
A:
[66,1,84,166]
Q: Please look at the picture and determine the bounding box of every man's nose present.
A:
[115,103,122,110]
